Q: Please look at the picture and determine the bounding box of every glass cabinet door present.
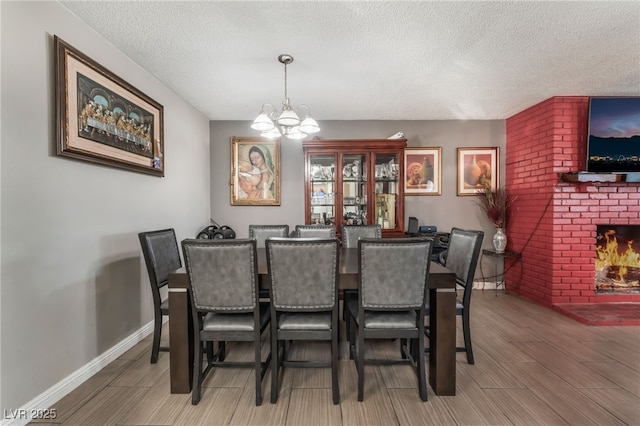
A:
[373,153,400,230]
[309,154,336,225]
[341,154,368,226]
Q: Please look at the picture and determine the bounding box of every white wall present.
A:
[0,1,210,411]
[209,120,506,238]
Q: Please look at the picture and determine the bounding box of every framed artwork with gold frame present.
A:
[231,137,281,206]
[404,147,442,195]
[456,147,499,196]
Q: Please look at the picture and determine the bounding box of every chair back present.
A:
[444,228,484,305]
[342,224,381,248]
[182,239,258,312]
[266,237,339,311]
[139,228,182,290]
[294,224,336,238]
[358,238,433,310]
[249,225,289,248]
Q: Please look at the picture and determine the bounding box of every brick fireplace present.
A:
[504,96,640,307]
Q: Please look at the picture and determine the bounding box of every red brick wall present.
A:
[505,97,640,305]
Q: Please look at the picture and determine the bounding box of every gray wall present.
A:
[209,120,506,238]
[1,2,211,411]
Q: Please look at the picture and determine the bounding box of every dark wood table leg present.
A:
[168,272,192,394]
[428,286,457,396]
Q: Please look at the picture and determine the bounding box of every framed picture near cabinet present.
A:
[54,36,164,176]
[404,147,442,195]
[230,136,280,206]
[456,147,499,196]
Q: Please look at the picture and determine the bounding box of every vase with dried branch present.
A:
[476,187,516,253]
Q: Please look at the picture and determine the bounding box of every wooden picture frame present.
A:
[231,137,281,206]
[55,36,164,176]
[456,147,499,195]
[404,147,442,195]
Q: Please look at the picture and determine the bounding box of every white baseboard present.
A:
[473,280,502,290]
[1,321,156,426]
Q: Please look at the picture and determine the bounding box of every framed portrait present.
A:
[457,147,499,196]
[404,147,442,195]
[55,36,164,176]
[231,137,281,206]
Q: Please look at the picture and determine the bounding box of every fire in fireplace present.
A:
[595,225,640,293]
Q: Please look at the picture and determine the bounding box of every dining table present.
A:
[167,247,458,396]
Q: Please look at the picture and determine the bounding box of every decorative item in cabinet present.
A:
[303,138,407,238]
[375,194,396,229]
[308,153,336,225]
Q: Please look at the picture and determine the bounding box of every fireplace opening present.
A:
[595,225,640,294]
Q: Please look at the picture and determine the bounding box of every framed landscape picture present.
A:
[55,36,164,176]
[457,147,499,195]
[231,137,281,206]
[404,147,442,195]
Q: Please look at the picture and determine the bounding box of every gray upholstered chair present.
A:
[181,239,271,405]
[346,237,433,401]
[266,237,340,404]
[293,224,336,238]
[341,224,381,248]
[428,227,484,364]
[341,224,382,320]
[138,228,182,364]
[248,224,289,248]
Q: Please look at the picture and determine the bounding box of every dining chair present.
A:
[346,237,433,401]
[181,238,271,405]
[138,228,182,364]
[341,224,381,320]
[426,227,484,364]
[293,224,336,238]
[248,224,289,248]
[266,237,340,404]
[341,224,381,248]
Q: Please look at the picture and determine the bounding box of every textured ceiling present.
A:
[59,1,640,121]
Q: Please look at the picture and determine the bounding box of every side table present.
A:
[480,249,521,295]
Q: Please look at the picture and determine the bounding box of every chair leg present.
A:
[150,310,162,363]
[416,334,428,401]
[462,309,474,364]
[270,322,279,403]
[348,314,356,360]
[206,341,214,364]
[255,335,263,406]
[331,325,340,404]
[345,307,351,347]
[218,341,226,362]
[192,340,203,405]
[357,332,365,401]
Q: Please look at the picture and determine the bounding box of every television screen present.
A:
[586,97,640,173]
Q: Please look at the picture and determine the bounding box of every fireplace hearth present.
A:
[595,225,640,294]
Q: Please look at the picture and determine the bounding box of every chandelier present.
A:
[251,54,320,140]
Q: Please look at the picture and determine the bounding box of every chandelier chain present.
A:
[283,61,288,101]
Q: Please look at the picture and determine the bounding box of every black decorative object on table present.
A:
[196,219,235,239]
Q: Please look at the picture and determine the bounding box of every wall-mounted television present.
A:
[586,96,640,173]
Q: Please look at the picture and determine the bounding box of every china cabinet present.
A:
[303,138,407,238]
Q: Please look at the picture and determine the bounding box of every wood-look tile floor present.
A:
[31,292,640,425]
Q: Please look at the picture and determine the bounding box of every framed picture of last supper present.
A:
[55,36,164,176]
